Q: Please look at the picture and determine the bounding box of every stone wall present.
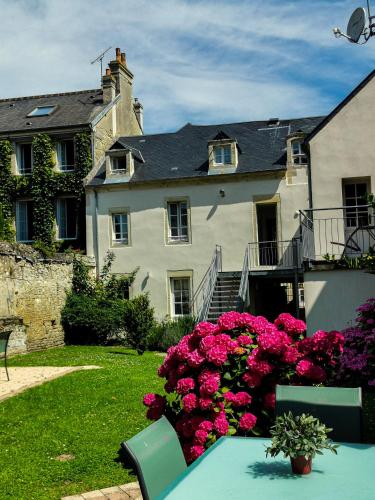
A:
[0,242,95,354]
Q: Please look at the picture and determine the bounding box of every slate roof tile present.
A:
[89,116,325,185]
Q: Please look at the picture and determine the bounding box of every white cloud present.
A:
[0,0,373,132]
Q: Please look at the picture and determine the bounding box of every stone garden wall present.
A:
[0,242,95,354]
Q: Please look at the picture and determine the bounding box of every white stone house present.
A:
[85,117,323,321]
[302,70,375,334]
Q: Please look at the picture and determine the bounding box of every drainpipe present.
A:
[93,189,100,278]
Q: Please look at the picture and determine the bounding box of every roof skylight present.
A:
[27,105,56,117]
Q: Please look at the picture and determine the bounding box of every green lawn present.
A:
[1,346,164,500]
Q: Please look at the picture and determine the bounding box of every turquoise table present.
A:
[157,437,375,499]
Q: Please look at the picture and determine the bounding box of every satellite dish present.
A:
[347,7,367,42]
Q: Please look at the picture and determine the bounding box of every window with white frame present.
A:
[17,144,33,175]
[291,140,307,165]
[111,213,129,245]
[167,201,189,242]
[56,198,77,239]
[171,277,191,316]
[15,200,33,242]
[343,180,370,228]
[56,140,75,171]
[111,156,127,173]
[213,144,232,165]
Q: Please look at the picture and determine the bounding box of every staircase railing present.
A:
[191,245,222,323]
[237,245,249,312]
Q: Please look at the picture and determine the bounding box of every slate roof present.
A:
[89,116,325,186]
[0,89,105,133]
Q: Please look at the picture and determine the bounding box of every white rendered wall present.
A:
[304,269,375,335]
[86,173,308,319]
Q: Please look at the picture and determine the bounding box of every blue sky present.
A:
[1,0,375,133]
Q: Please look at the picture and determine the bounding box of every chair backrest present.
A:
[0,331,11,356]
[121,416,187,500]
[276,385,362,443]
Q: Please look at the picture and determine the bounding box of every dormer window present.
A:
[214,145,232,165]
[291,140,307,165]
[111,156,127,172]
[208,135,238,174]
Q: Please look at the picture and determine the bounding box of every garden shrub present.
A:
[62,294,125,345]
[337,297,375,388]
[143,311,344,463]
[123,294,155,355]
[62,252,140,345]
[147,316,196,352]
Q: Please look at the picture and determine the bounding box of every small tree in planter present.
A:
[265,412,339,474]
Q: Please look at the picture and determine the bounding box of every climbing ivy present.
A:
[0,131,92,250]
[0,140,15,240]
[32,133,56,245]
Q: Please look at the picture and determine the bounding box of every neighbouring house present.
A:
[0,47,143,251]
[301,70,375,334]
[86,116,324,321]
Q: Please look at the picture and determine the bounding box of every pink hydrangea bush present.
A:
[143,311,344,464]
[337,298,375,388]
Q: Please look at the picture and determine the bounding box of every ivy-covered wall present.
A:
[0,131,92,250]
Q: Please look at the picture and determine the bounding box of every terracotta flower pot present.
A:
[290,455,312,475]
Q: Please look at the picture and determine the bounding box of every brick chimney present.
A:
[102,68,116,104]
[133,98,144,132]
[108,47,134,96]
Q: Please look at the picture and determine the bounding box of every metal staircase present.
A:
[191,245,249,323]
[206,272,241,322]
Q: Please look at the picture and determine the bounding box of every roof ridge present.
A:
[0,89,102,103]
[177,116,326,129]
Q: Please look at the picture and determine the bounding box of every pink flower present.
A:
[176,363,189,376]
[242,372,262,387]
[200,376,219,396]
[217,311,243,331]
[206,345,228,366]
[263,392,276,410]
[198,369,220,385]
[182,393,198,413]
[233,391,252,406]
[176,377,195,395]
[257,330,291,356]
[246,355,273,376]
[199,397,213,410]
[194,321,218,337]
[223,391,236,403]
[190,445,205,460]
[237,335,253,346]
[199,420,213,432]
[296,359,326,382]
[213,414,229,436]
[194,429,208,445]
[143,393,157,407]
[145,395,166,420]
[274,313,306,336]
[282,346,300,364]
[199,335,216,352]
[239,413,257,431]
[187,349,205,368]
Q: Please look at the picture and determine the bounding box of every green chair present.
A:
[276,385,362,443]
[121,416,187,500]
[0,331,11,381]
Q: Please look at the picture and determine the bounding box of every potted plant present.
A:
[265,412,339,475]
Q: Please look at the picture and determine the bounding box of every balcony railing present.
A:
[248,239,302,271]
[191,245,222,322]
[299,205,375,261]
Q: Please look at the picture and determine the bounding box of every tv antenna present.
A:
[333,1,375,43]
[91,46,112,77]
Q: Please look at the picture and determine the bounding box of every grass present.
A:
[1,346,164,500]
